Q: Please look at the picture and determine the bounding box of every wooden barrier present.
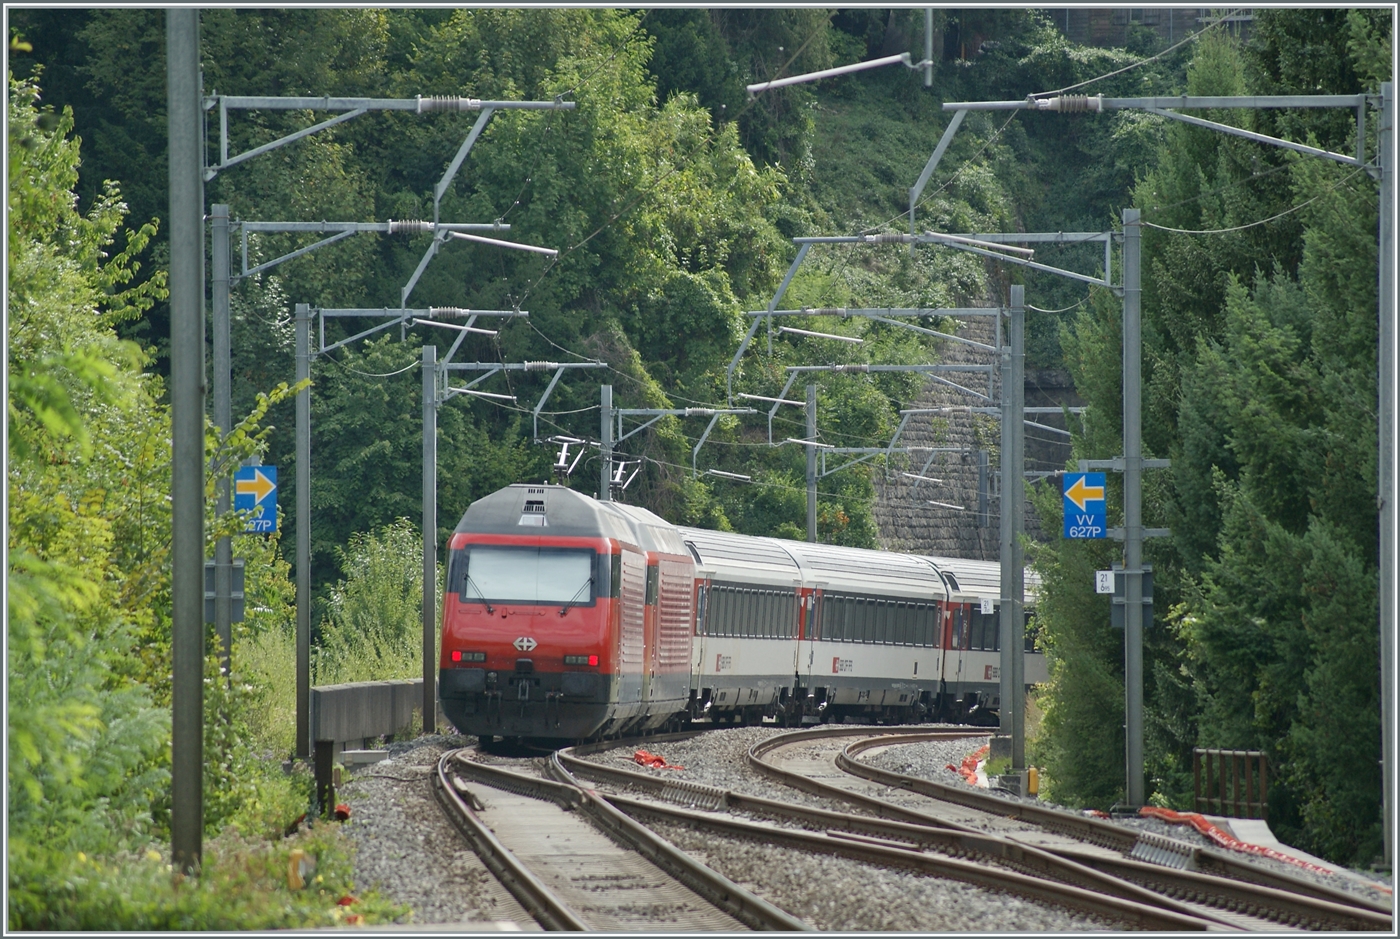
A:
[1193,748,1268,820]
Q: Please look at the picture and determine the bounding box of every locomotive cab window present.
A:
[449,545,604,607]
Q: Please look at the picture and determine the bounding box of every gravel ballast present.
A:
[336,726,1391,928]
[337,735,539,929]
[857,737,1394,906]
[649,820,1125,932]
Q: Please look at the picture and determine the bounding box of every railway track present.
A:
[746,726,1391,931]
[553,741,1210,931]
[433,727,1390,931]
[433,748,808,931]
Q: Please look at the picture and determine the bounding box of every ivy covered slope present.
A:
[1031,12,1390,867]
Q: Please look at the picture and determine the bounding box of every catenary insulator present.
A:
[863,232,911,243]
[805,307,846,316]
[1030,94,1103,113]
[523,361,559,371]
[416,95,483,113]
[388,219,431,234]
[832,364,870,373]
[428,306,472,318]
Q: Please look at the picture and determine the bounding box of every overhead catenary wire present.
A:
[1142,167,1367,234]
[1030,8,1241,99]
[317,352,421,379]
[1028,296,1092,314]
[594,448,1045,529]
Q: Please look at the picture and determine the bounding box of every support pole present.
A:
[924,9,934,88]
[1123,208,1146,807]
[295,303,311,759]
[807,384,818,543]
[211,203,232,674]
[422,345,438,734]
[600,385,612,502]
[167,7,204,875]
[1378,81,1394,867]
[998,286,1025,770]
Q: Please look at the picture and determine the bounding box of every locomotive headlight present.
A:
[450,650,486,663]
[563,654,599,667]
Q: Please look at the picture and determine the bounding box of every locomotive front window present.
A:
[453,546,598,606]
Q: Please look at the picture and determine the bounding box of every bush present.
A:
[315,518,440,686]
[9,824,406,930]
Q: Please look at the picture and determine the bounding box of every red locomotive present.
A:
[438,483,1044,741]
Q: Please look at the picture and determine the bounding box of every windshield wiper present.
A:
[559,578,594,616]
[464,575,494,613]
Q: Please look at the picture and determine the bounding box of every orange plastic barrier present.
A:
[949,744,990,786]
[633,749,684,771]
[1138,805,1344,877]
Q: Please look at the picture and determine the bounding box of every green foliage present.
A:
[9,825,406,930]
[7,69,347,927]
[315,519,441,685]
[1033,16,1385,863]
[1025,481,1124,808]
[204,648,314,838]
[7,73,173,878]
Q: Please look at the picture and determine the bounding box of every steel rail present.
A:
[834,731,1143,850]
[554,747,1250,929]
[1191,850,1394,917]
[450,752,809,931]
[597,792,1211,931]
[433,751,588,930]
[745,727,997,827]
[1050,847,1393,931]
[737,728,1391,929]
[836,733,1393,920]
[542,755,811,931]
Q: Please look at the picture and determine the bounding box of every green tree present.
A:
[1034,14,1387,863]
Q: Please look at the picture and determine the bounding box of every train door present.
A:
[936,601,969,718]
[690,576,710,716]
[796,586,825,722]
[791,586,816,714]
[641,561,659,716]
[793,586,813,681]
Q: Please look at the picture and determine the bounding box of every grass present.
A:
[983,756,1012,778]
[237,623,298,757]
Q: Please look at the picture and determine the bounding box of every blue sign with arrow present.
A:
[234,465,278,534]
[1063,472,1106,539]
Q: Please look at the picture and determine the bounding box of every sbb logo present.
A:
[832,657,853,674]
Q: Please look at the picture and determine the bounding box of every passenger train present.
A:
[438,483,1047,741]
